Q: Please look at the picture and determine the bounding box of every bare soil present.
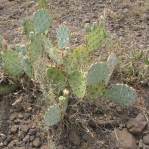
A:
[0,0,149,149]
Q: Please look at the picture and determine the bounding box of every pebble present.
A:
[10,125,18,134]
[127,113,147,134]
[69,130,80,146]
[32,137,42,148]
[113,128,137,149]
[143,134,149,145]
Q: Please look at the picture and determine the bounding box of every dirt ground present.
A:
[0,0,149,149]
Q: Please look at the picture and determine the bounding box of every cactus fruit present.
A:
[33,10,52,33]
[44,104,61,126]
[104,84,137,106]
[87,62,109,86]
[68,71,86,98]
[86,25,107,52]
[47,68,66,92]
[57,25,70,49]
[1,51,24,77]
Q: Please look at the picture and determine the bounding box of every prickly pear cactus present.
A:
[37,0,48,9]
[47,67,66,92]
[33,10,52,33]
[28,35,43,63]
[104,84,137,106]
[23,20,35,38]
[57,25,70,49]
[68,71,86,98]
[1,51,24,77]
[106,53,118,85]
[16,46,27,56]
[87,62,109,86]
[44,104,61,126]
[86,25,107,52]
[63,45,89,73]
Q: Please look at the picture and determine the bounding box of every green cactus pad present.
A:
[23,20,35,38]
[16,46,27,56]
[105,84,137,106]
[2,51,24,77]
[47,67,66,92]
[44,104,61,126]
[28,35,43,62]
[86,25,107,52]
[57,25,70,49]
[37,0,48,9]
[33,10,52,33]
[21,58,33,78]
[63,45,89,73]
[87,62,109,86]
[87,84,106,98]
[42,36,63,65]
[68,71,86,98]
[106,53,118,85]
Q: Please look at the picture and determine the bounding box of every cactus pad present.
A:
[68,71,86,98]
[47,68,66,92]
[33,10,52,33]
[44,104,61,126]
[2,51,24,77]
[106,53,118,85]
[57,25,70,49]
[87,62,109,86]
[86,25,107,52]
[105,84,137,106]
[37,0,48,9]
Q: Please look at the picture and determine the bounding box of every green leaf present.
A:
[86,25,107,52]
[0,84,17,95]
[68,71,86,98]
[44,104,61,126]
[47,67,66,92]
[105,84,137,106]
[2,51,24,77]
[37,0,48,9]
[33,10,52,33]
[87,62,109,86]
[57,25,70,49]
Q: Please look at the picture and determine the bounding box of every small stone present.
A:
[113,128,137,149]
[127,113,147,134]
[23,135,30,143]
[28,128,37,135]
[143,134,149,145]
[10,125,18,134]
[18,113,24,119]
[10,113,17,121]
[69,130,80,146]
[32,137,42,148]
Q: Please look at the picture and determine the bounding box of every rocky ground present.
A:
[0,0,149,148]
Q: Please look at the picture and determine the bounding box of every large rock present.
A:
[113,128,137,149]
[127,113,147,134]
